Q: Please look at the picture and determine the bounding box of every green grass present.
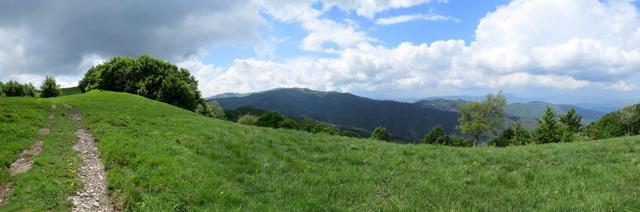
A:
[0,98,50,186]
[60,87,82,96]
[7,101,81,210]
[0,98,81,210]
[55,91,640,211]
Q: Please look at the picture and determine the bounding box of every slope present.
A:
[213,88,459,140]
[2,91,640,210]
[47,91,640,210]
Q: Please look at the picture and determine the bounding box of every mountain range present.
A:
[211,88,606,141]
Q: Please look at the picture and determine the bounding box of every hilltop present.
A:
[1,91,639,210]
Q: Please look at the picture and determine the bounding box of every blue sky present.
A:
[203,0,507,65]
[1,0,639,106]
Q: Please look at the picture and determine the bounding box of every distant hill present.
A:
[207,92,250,99]
[415,98,605,124]
[505,101,605,123]
[414,98,465,112]
[213,88,459,141]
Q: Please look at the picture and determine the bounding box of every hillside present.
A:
[1,91,639,210]
[213,88,459,140]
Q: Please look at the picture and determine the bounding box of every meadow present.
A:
[1,91,639,210]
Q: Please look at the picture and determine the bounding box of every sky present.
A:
[1,0,640,105]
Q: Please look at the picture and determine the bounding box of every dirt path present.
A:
[66,104,114,212]
[0,104,56,205]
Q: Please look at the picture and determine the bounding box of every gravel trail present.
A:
[66,104,114,212]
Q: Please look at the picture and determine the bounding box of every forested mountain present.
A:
[213,88,459,141]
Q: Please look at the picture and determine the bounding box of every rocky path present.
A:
[66,104,114,212]
[0,104,56,205]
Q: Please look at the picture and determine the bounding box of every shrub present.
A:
[280,118,298,129]
[237,114,258,126]
[371,126,391,141]
[0,82,4,96]
[490,123,531,147]
[40,76,61,98]
[256,112,286,128]
[423,125,446,144]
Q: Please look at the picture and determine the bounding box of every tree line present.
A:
[0,76,61,98]
[368,92,593,147]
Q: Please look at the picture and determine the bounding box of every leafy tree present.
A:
[79,55,205,112]
[256,112,286,128]
[559,108,582,133]
[237,114,258,126]
[40,76,61,98]
[371,126,391,141]
[197,101,225,119]
[620,104,640,135]
[423,125,446,144]
[585,111,626,139]
[457,92,507,146]
[4,81,36,97]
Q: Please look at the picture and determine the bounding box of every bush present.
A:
[237,114,259,126]
[0,82,4,97]
[40,76,61,98]
[423,125,446,144]
[256,112,286,128]
[280,118,298,129]
[79,55,204,112]
[371,126,391,141]
[490,123,531,147]
[4,81,36,97]
[197,101,225,119]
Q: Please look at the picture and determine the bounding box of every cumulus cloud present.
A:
[194,0,640,97]
[376,13,460,25]
[0,0,264,82]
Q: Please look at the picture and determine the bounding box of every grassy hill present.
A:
[1,91,640,210]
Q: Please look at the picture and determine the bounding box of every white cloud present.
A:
[323,0,445,18]
[376,13,460,25]
[606,81,636,91]
[193,0,640,97]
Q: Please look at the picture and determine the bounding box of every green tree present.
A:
[533,106,564,144]
[256,112,286,128]
[620,104,640,135]
[197,101,225,119]
[560,108,582,133]
[423,125,446,144]
[0,81,5,97]
[371,126,391,141]
[510,123,531,145]
[4,81,36,97]
[40,76,61,98]
[79,55,204,112]
[237,114,258,126]
[457,92,507,146]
